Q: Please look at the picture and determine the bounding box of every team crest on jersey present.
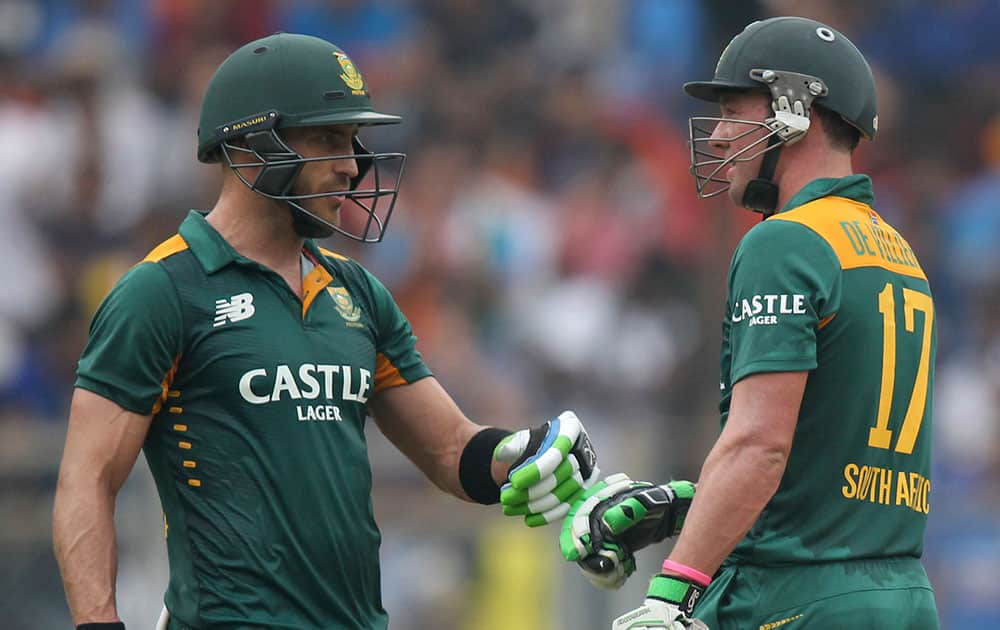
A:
[334,52,365,94]
[327,287,362,325]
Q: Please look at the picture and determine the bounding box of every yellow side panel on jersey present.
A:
[143,234,190,263]
[374,352,407,392]
[771,196,926,281]
[151,354,182,415]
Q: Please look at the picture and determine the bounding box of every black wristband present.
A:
[77,623,126,630]
[459,427,511,504]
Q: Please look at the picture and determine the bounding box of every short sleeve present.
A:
[359,267,432,392]
[76,262,184,414]
[727,219,841,384]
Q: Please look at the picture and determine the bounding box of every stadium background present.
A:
[0,0,997,628]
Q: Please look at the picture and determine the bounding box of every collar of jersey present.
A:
[179,210,328,275]
[776,174,875,215]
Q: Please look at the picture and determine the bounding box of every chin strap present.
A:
[741,69,829,219]
[740,134,783,218]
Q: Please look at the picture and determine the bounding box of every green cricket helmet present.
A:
[198,33,405,241]
[683,17,877,215]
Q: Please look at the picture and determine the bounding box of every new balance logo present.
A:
[214,293,255,327]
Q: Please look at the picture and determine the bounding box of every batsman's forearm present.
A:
[666,438,787,576]
[418,420,505,502]
[53,481,121,624]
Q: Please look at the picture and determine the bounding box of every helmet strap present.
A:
[739,68,830,218]
[244,130,302,196]
[741,134,783,217]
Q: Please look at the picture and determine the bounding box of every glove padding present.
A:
[560,473,636,589]
[494,410,599,527]
[612,574,709,630]
[560,473,695,589]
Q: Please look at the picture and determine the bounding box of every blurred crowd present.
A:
[0,0,998,628]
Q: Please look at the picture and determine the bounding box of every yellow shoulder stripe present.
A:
[143,234,189,263]
[319,246,350,262]
[771,196,926,281]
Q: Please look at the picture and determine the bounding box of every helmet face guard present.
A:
[688,116,786,200]
[687,69,827,205]
[221,124,405,242]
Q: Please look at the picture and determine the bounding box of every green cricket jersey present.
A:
[76,211,432,629]
[719,175,936,566]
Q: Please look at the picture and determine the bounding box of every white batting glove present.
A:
[613,575,710,630]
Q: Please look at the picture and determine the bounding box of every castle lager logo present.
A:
[731,293,807,327]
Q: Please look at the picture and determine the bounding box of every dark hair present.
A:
[813,104,861,152]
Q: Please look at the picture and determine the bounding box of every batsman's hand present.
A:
[560,474,695,590]
[560,473,637,589]
[494,410,599,527]
[612,575,709,630]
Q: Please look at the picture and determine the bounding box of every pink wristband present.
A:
[661,559,712,586]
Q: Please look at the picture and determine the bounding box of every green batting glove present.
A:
[560,473,637,589]
[500,454,590,525]
[561,475,695,590]
[495,411,600,527]
[596,480,696,551]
